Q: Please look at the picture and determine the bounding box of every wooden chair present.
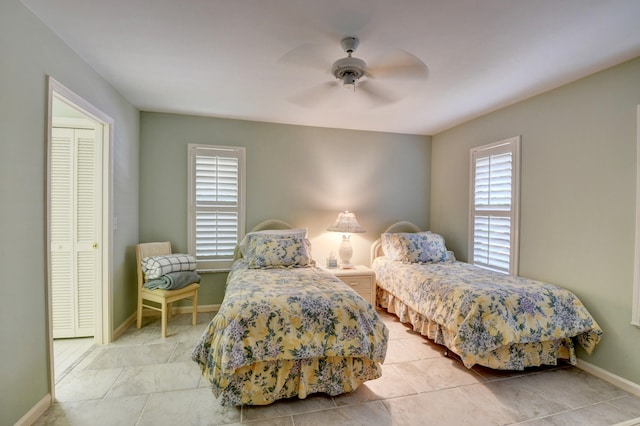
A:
[136,242,200,338]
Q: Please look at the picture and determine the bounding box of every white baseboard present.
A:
[577,359,640,397]
[112,311,137,341]
[15,393,51,426]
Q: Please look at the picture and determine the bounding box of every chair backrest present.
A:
[136,241,172,290]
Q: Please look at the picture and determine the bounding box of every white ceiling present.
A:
[21,0,640,135]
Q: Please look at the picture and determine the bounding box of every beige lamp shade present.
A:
[326,210,365,234]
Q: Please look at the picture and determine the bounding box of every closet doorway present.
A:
[46,77,113,392]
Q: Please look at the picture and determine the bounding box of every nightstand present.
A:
[325,265,376,306]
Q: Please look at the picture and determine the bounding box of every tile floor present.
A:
[35,309,640,426]
[53,337,94,383]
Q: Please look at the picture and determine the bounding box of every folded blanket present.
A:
[144,271,201,290]
[142,253,197,279]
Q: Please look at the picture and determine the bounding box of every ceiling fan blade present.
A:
[357,80,398,106]
[368,49,429,81]
[289,81,340,107]
[278,43,333,73]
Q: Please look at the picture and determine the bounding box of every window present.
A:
[188,144,245,271]
[469,136,520,275]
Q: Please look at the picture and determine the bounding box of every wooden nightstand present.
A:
[325,265,376,306]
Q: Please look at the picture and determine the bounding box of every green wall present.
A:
[140,112,432,305]
[431,57,640,384]
[0,1,140,424]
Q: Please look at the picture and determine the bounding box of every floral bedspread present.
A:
[192,261,388,404]
[373,257,602,369]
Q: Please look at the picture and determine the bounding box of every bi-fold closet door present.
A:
[50,126,100,338]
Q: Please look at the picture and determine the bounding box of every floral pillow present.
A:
[238,228,307,258]
[246,234,312,268]
[403,232,448,263]
[381,232,431,261]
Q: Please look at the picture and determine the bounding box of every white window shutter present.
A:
[188,145,245,271]
[470,137,520,275]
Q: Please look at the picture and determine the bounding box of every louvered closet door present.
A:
[51,127,99,338]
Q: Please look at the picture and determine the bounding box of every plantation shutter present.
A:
[188,145,245,270]
[470,137,520,275]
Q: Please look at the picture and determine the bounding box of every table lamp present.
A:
[327,210,365,269]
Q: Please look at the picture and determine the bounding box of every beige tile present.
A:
[169,340,200,363]
[242,394,336,422]
[342,364,417,401]
[399,335,445,359]
[518,402,634,425]
[55,367,123,402]
[383,388,503,425]
[521,367,629,409]
[168,311,217,326]
[36,307,635,426]
[458,379,571,423]
[108,327,157,346]
[33,395,148,426]
[106,361,202,398]
[137,387,241,425]
[608,395,640,417]
[383,337,423,364]
[229,417,294,426]
[393,356,483,392]
[86,342,176,369]
[379,314,417,340]
[66,345,106,373]
[293,400,391,426]
[384,336,443,364]
[470,363,549,382]
[144,323,208,345]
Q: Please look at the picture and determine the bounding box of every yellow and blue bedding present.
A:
[192,260,388,406]
[373,256,602,370]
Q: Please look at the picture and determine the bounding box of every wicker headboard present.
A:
[233,219,294,260]
[370,221,423,264]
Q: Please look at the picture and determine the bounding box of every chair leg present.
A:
[161,301,168,338]
[136,296,143,329]
[192,291,198,326]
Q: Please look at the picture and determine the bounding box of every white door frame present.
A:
[46,77,114,396]
[633,104,640,328]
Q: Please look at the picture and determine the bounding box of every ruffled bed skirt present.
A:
[200,356,382,406]
[377,287,576,370]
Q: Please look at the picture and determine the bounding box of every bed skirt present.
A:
[199,356,382,406]
[376,286,575,370]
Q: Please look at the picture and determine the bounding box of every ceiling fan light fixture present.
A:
[342,73,357,91]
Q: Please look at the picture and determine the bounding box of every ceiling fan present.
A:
[283,36,429,107]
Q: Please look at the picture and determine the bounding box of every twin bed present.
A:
[192,219,602,406]
[371,221,602,370]
[191,220,389,406]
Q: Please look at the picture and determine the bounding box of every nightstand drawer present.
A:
[340,276,371,293]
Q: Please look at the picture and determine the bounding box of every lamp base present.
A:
[337,235,354,270]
